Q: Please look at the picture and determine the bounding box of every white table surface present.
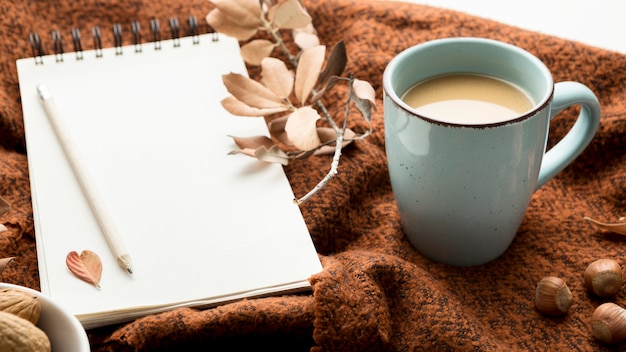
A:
[403,0,625,54]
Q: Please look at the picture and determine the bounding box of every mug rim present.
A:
[383,37,554,128]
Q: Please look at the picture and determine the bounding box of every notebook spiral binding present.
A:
[29,16,216,65]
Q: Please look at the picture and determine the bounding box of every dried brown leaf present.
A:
[293,24,319,50]
[268,115,291,145]
[268,0,311,29]
[318,127,356,144]
[221,96,289,117]
[206,10,259,41]
[229,144,290,165]
[294,45,325,105]
[254,145,290,165]
[0,257,14,275]
[222,73,286,109]
[241,40,276,66]
[210,0,262,28]
[66,250,102,288]
[290,127,357,160]
[293,21,317,35]
[585,217,626,236]
[317,41,346,87]
[228,148,257,158]
[285,106,321,150]
[351,78,377,122]
[261,57,294,99]
[0,196,9,216]
[310,75,340,103]
[314,127,356,155]
[230,135,275,150]
[353,79,376,104]
[294,32,319,51]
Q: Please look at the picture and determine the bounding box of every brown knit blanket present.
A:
[1,0,625,350]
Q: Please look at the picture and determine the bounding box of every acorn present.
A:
[590,302,626,344]
[535,276,573,316]
[584,259,623,297]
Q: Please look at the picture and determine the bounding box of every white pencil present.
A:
[37,84,133,274]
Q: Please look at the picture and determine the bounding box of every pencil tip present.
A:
[118,255,133,275]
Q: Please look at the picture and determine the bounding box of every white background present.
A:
[401,0,625,54]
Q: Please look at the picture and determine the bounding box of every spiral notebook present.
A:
[16,18,322,329]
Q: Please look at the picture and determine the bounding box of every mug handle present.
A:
[536,82,601,189]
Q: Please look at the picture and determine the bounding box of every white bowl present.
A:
[0,282,90,351]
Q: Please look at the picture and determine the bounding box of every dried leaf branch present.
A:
[0,197,9,216]
[0,257,14,276]
[585,216,626,236]
[0,198,13,277]
[207,0,375,204]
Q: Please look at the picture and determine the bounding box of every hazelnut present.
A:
[591,302,626,344]
[535,276,573,316]
[584,259,623,297]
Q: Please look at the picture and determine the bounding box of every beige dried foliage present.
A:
[230,146,290,165]
[285,107,322,151]
[230,135,276,151]
[314,128,356,155]
[268,0,312,29]
[206,0,262,41]
[261,57,294,99]
[317,41,347,87]
[294,32,319,51]
[212,0,262,25]
[0,257,14,275]
[294,45,325,106]
[351,78,376,122]
[293,24,319,50]
[585,216,626,236]
[222,73,286,109]
[241,40,276,66]
[310,41,347,102]
[228,135,290,165]
[206,11,258,41]
[207,0,375,203]
[353,78,376,106]
[0,197,9,216]
[268,115,290,146]
[221,96,287,117]
[253,146,290,165]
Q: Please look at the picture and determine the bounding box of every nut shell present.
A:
[0,310,50,352]
[584,259,623,297]
[535,276,573,316]
[0,287,41,324]
[591,302,626,344]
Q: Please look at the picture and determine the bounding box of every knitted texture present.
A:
[0,0,625,350]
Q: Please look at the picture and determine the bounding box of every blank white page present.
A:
[17,33,322,329]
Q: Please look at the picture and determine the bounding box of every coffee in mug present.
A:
[402,74,534,124]
[383,38,600,266]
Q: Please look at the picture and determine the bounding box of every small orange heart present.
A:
[66,250,102,288]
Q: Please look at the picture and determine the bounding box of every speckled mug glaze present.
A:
[383,38,600,266]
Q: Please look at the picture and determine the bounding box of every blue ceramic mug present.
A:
[383,38,600,266]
